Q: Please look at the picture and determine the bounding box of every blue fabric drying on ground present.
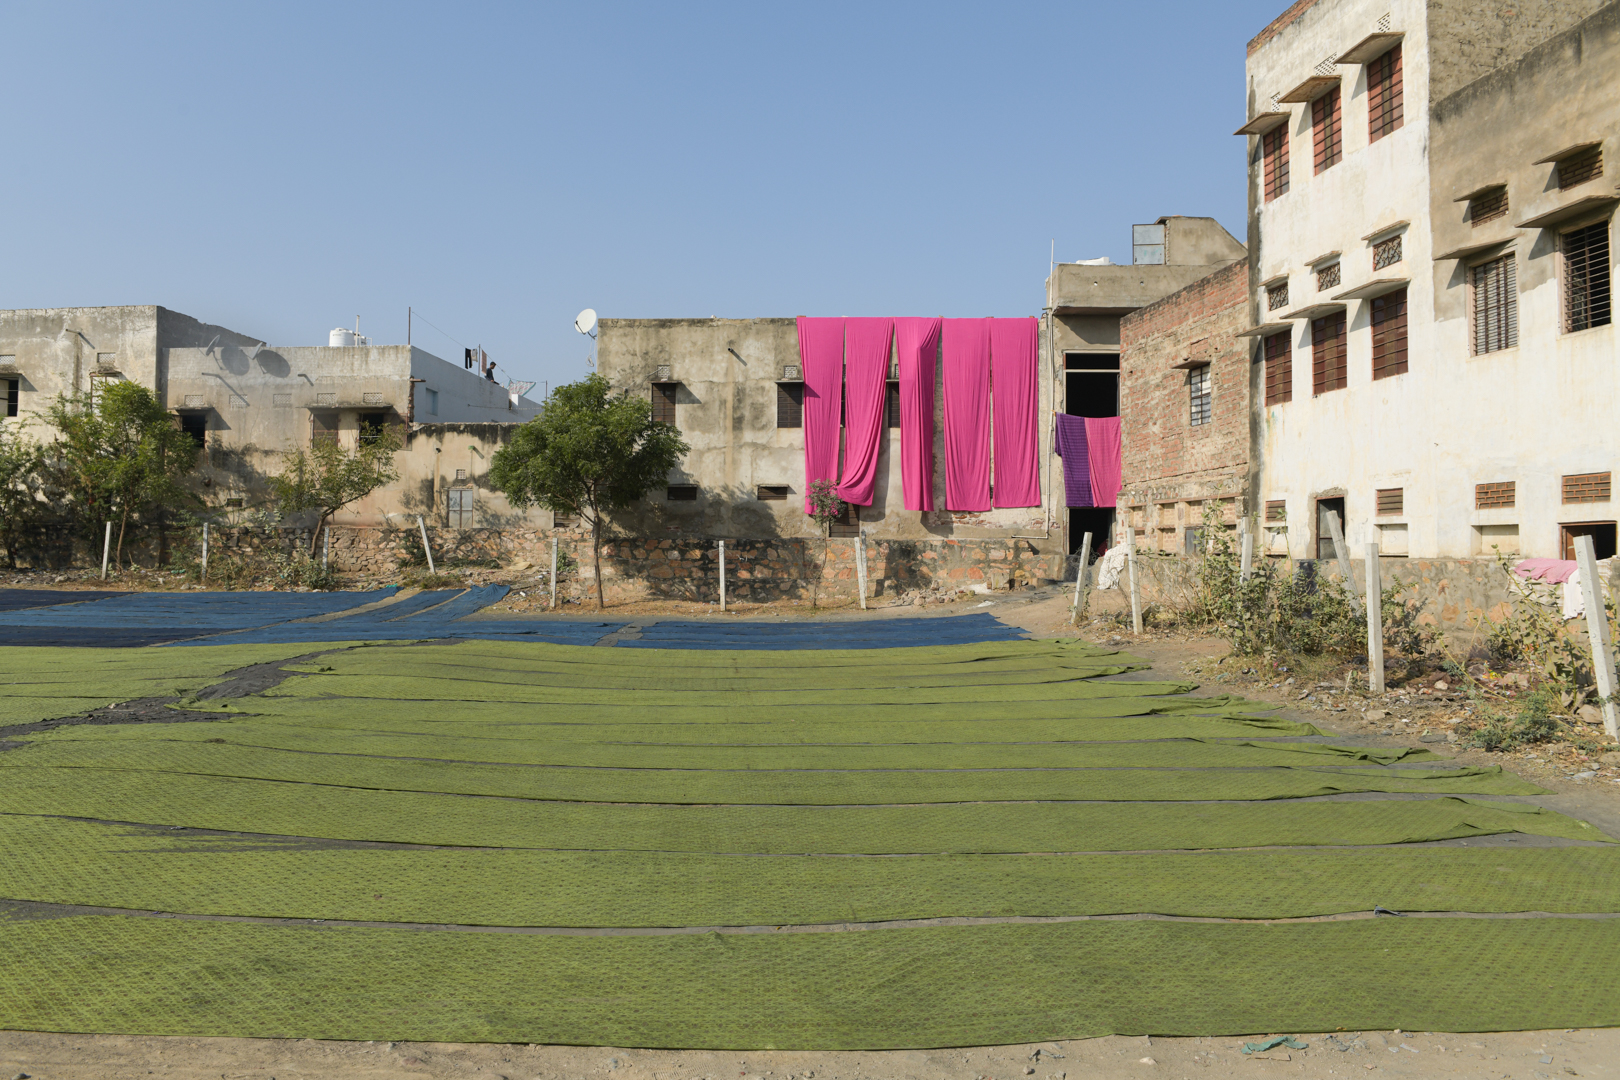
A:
[0,589,398,646]
[619,612,1025,650]
[0,589,127,613]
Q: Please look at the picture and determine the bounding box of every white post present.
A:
[1126,526,1142,635]
[550,537,559,610]
[1365,542,1385,694]
[201,522,210,582]
[1239,519,1253,582]
[1070,531,1093,626]
[1326,510,1362,614]
[856,530,868,610]
[322,525,330,569]
[416,515,435,574]
[718,540,727,612]
[1575,535,1620,740]
[100,521,112,580]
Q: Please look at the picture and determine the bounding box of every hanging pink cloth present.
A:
[1084,415,1122,509]
[942,318,992,512]
[797,317,845,515]
[894,317,941,511]
[835,318,894,506]
[989,317,1041,508]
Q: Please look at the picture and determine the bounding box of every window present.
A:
[1563,472,1611,504]
[1263,331,1293,405]
[1266,499,1287,523]
[1557,146,1604,191]
[1376,488,1403,516]
[667,484,698,501]
[1562,522,1618,561]
[363,392,384,405]
[311,412,339,446]
[652,382,678,426]
[1563,221,1612,333]
[1262,126,1290,202]
[1266,280,1289,311]
[1311,311,1347,394]
[1371,287,1409,380]
[1315,496,1346,560]
[426,388,439,417]
[1367,45,1403,142]
[829,501,860,538]
[884,380,901,428]
[273,393,293,407]
[1469,187,1508,228]
[358,411,389,444]
[776,382,804,428]
[1132,223,1166,265]
[1312,87,1342,173]
[88,371,123,410]
[756,485,789,501]
[179,412,207,448]
[1471,255,1518,354]
[1373,234,1403,269]
[1316,262,1340,291]
[1185,365,1211,426]
[1183,527,1205,555]
[3,378,17,418]
[1476,481,1516,509]
[553,511,577,528]
[446,488,474,528]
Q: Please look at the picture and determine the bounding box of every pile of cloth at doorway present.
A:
[1513,558,1612,620]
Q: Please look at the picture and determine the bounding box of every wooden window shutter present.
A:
[1311,311,1347,395]
[884,380,901,428]
[652,382,678,426]
[1376,488,1403,516]
[1263,126,1290,202]
[1557,146,1603,190]
[1312,87,1342,174]
[1371,287,1409,380]
[1265,499,1287,523]
[1367,44,1403,142]
[776,382,804,428]
[1263,331,1293,405]
[1471,256,1518,355]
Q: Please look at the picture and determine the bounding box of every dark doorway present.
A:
[1316,496,1346,560]
[1069,508,1114,557]
[1065,353,1120,419]
[178,411,208,449]
[1561,521,1617,561]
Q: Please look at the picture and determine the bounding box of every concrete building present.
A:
[1238,0,1618,562]
[0,306,547,531]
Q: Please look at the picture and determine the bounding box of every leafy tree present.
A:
[45,381,200,568]
[489,374,689,609]
[269,424,402,556]
[0,421,47,569]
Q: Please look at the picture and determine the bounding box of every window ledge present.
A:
[1513,194,1620,230]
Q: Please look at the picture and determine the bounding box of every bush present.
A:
[1460,690,1562,751]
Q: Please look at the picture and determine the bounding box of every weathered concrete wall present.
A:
[1119,259,1253,554]
[1426,0,1613,103]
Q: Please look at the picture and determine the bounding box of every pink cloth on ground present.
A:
[836,318,894,507]
[894,317,941,511]
[796,317,845,515]
[989,317,1041,508]
[1514,558,1578,584]
[1083,415,1122,509]
[942,318,992,512]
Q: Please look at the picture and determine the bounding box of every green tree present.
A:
[269,425,403,556]
[45,381,200,568]
[489,374,689,609]
[0,421,48,569]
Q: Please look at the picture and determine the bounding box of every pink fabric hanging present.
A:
[989,317,1041,508]
[835,318,894,506]
[894,317,941,511]
[942,318,992,512]
[797,317,845,515]
[1084,415,1123,509]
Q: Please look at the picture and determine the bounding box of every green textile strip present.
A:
[0,743,1543,804]
[1,915,1616,1046]
[5,813,1619,926]
[0,769,1598,851]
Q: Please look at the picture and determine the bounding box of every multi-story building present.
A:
[1238,0,1618,562]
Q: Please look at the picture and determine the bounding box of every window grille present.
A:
[1557,146,1603,190]
[362,392,384,404]
[1373,234,1403,269]
[776,382,804,428]
[1376,488,1403,516]
[1316,262,1341,291]
[1188,365,1212,427]
[1471,255,1518,354]
[1469,188,1508,227]
[1266,280,1289,310]
[3,378,17,418]
[1476,481,1515,509]
[316,392,336,405]
[1371,287,1409,380]
[1311,311,1347,394]
[1563,472,1611,504]
[184,394,206,408]
[1312,87,1342,173]
[1266,499,1287,523]
[1563,221,1613,333]
[884,381,901,428]
[273,393,293,407]
[1367,44,1403,142]
[1262,126,1290,202]
[1263,331,1293,405]
[756,485,789,501]
[652,382,678,426]
[667,484,698,501]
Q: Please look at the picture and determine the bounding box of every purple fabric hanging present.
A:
[894,317,941,511]
[836,318,894,507]
[941,318,992,512]
[1053,414,1094,507]
[989,317,1041,508]
[797,317,845,515]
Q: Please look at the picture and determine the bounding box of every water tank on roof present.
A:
[330,327,357,348]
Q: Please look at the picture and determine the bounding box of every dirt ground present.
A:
[3,584,1617,1077]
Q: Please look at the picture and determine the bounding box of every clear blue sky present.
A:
[4,1,1285,391]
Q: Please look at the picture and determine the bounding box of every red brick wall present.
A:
[1118,259,1252,550]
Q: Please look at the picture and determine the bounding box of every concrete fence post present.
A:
[1239,518,1253,583]
[718,540,727,612]
[550,537,558,610]
[856,529,868,611]
[416,515,435,575]
[100,522,112,580]
[1126,527,1142,635]
[1071,531,1094,626]
[1365,542,1385,694]
[1575,535,1620,740]
[201,522,209,582]
[323,526,330,570]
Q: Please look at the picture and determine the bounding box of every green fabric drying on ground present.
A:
[2,914,1617,1047]
[6,813,1619,926]
[0,740,1544,803]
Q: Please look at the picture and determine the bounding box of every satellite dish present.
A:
[574,308,597,336]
